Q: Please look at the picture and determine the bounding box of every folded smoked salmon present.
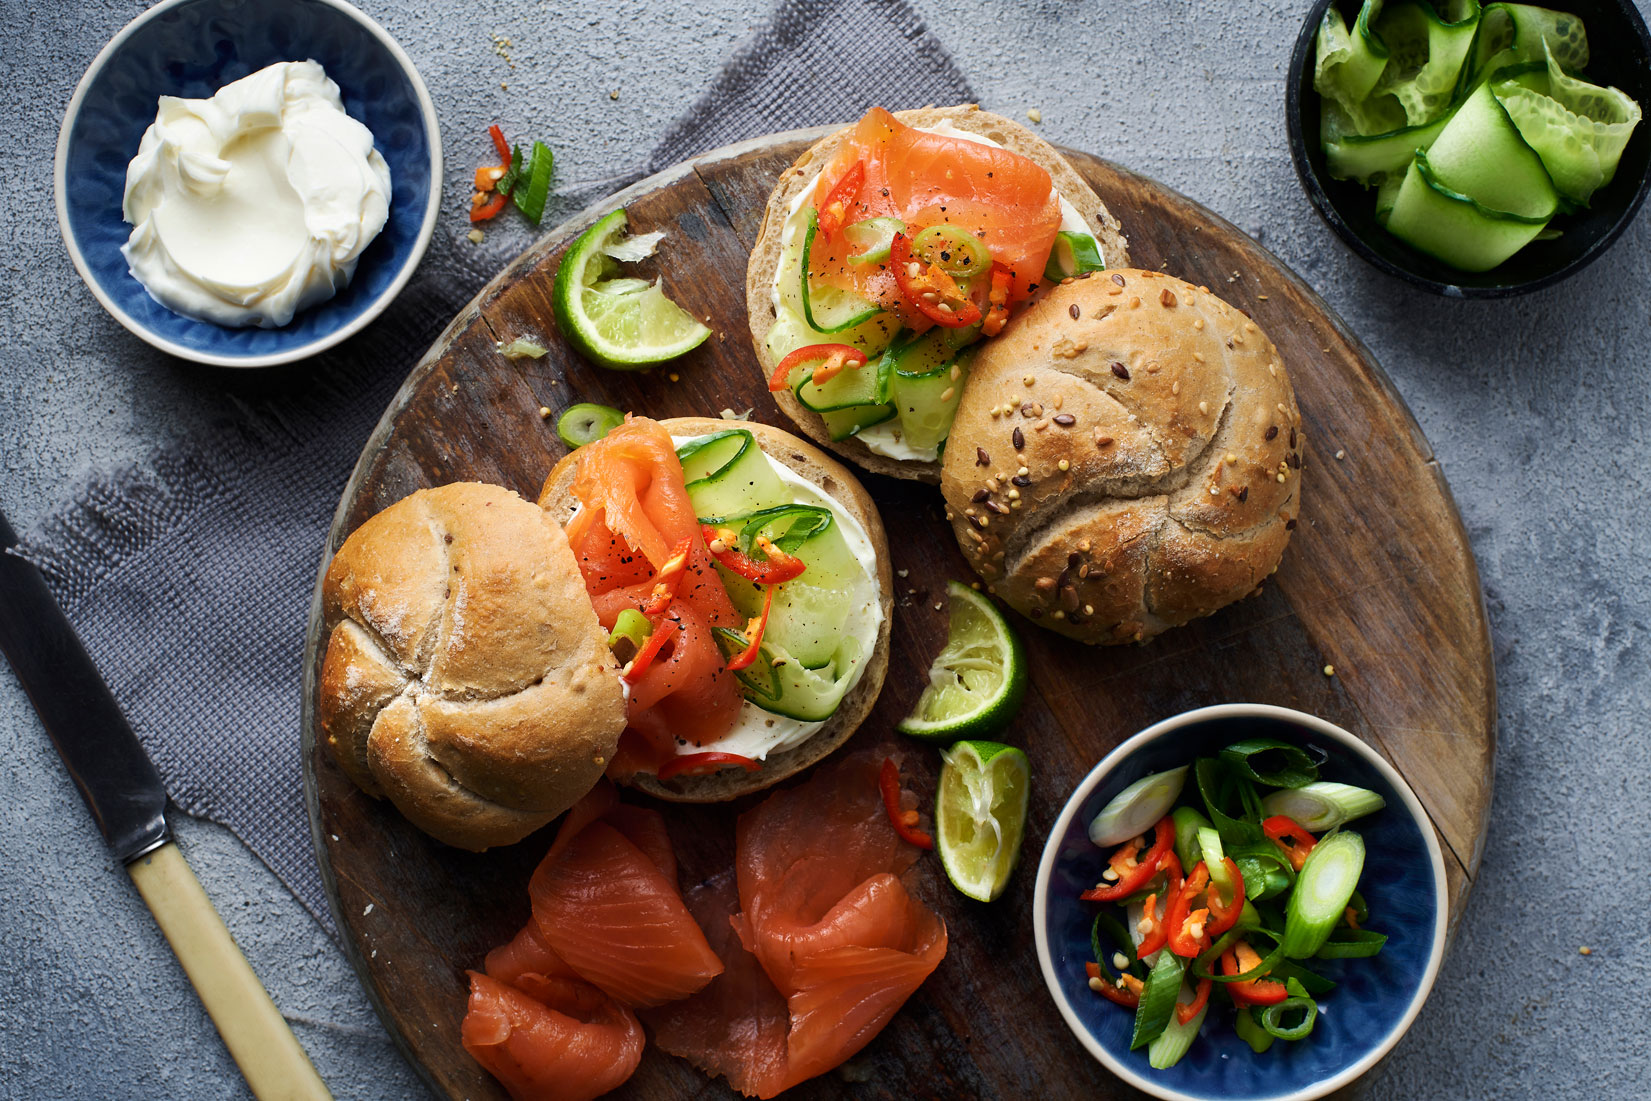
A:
[464,751,944,1099]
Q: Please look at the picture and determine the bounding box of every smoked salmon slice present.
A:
[559,416,743,775]
[461,970,643,1101]
[528,797,723,1009]
[646,750,947,1098]
[810,106,1063,308]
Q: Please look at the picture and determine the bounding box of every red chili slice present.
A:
[1085,961,1144,1009]
[655,751,762,782]
[723,583,776,673]
[470,191,508,223]
[981,262,1012,336]
[623,613,678,683]
[1223,940,1288,1006]
[488,123,511,164]
[878,757,934,849]
[767,343,867,392]
[815,160,865,238]
[641,538,693,615]
[1176,976,1213,1025]
[701,526,808,585]
[1165,861,1213,958]
[890,232,983,328]
[1078,817,1175,902]
[1263,815,1318,872]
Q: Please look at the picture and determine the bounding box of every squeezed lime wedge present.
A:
[552,208,710,370]
[897,580,1027,743]
[936,740,1030,902]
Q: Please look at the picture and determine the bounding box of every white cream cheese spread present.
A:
[121,60,391,328]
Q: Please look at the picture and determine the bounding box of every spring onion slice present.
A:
[1196,758,1264,844]
[912,224,991,276]
[1147,979,1208,1070]
[1172,806,1213,874]
[1273,959,1337,995]
[556,403,625,449]
[1193,926,1284,983]
[1316,928,1389,959]
[1089,766,1188,847]
[1197,826,1235,899]
[844,216,905,265]
[1283,830,1366,958]
[1042,230,1106,282]
[513,141,554,224]
[1219,738,1323,789]
[1261,980,1320,1041]
[1092,912,1145,979]
[607,607,652,662]
[1235,1006,1275,1053]
[1262,782,1386,831]
[1131,950,1185,1050]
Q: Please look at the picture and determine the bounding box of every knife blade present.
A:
[0,507,331,1100]
[0,511,170,863]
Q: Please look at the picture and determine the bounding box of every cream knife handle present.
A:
[127,842,333,1101]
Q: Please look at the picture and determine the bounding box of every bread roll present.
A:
[939,271,1303,644]
[538,418,893,802]
[747,104,1131,483]
[318,483,625,850]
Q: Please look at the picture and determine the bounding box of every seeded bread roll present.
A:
[538,417,894,802]
[318,483,626,850]
[939,271,1304,644]
[747,104,1131,483]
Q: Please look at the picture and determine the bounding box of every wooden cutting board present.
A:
[301,127,1495,1101]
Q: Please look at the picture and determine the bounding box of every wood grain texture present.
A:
[301,129,1495,1101]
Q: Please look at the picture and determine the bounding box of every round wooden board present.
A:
[303,127,1495,1101]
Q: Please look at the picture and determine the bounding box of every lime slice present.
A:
[897,580,1027,742]
[936,740,1030,902]
[551,208,711,370]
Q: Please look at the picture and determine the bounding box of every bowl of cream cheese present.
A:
[55,0,440,367]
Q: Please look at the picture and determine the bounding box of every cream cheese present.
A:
[121,60,391,328]
[771,120,1105,461]
[667,435,883,761]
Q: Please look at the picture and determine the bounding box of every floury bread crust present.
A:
[318,483,625,850]
[538,418,894,802]
[746,104,1132,483]
[939,270,1304,645]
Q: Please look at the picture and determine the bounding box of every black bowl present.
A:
[1286,0,1651,297]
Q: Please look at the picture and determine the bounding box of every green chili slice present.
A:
[911,224,991,276]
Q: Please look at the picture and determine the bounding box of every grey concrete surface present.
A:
[2,0,1647,1098]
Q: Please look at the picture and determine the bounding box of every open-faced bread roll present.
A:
[318,483,625,850]
[538,417,893,803]
[939,270,1304,644]
[747,104,1131,483]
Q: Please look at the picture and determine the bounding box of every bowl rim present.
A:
[1284,0,1651,298]
[52,0,443,368]
[1032,702,1450,1101]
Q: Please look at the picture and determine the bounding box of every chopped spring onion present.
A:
[1195,757,1264,844]
[1197,826,1235,899]
[1228,840,1296,901]
[1146,979,1207,1069]
[1089,766,1189,848]
[1092,912,1145,980]
[844,216,905,264]
[1316,927,1389,959]
[556,403,625,449]
[1234,1005,1274,1053]
[1282,830,1366,959]
[512,140,555,224]
[1172,806,1212,875]
[496,337,548,359]
[1260,979,1319,1041]
[1042,230,1106,282]
[1272,958,1336,995]
[607,608,652,665]
[1193,926,1283,984]
[1130,950,1185,1050]
[1219,737,1323,789]
[1261,782,1386,831]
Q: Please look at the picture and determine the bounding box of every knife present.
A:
[0,509,331,1101]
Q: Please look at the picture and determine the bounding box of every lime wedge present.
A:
[897,580,1027,742]
[936,740,1030,902]
[551,208,711,370]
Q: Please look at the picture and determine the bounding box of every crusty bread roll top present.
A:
[318,483,625,851]
[747,104,1132,483]
[538,417,894,803]
[939,270,1304,644]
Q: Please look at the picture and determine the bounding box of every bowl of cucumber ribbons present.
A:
[1286,0,1650,296]
[1033,704,1449,1101]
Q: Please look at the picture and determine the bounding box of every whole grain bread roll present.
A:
[939,271,1304,644]
[318,482,625,850]
[538,418,893,802]
[747,104,1131,483]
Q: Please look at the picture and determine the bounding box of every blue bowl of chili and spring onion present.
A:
[1033,704,1448,1101]
[1286,0,1650,295]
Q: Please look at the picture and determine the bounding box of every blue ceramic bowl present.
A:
[53,0,441,367]
[1034,704,1449,1101]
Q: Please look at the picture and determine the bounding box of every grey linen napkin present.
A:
[15,0,973,931]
